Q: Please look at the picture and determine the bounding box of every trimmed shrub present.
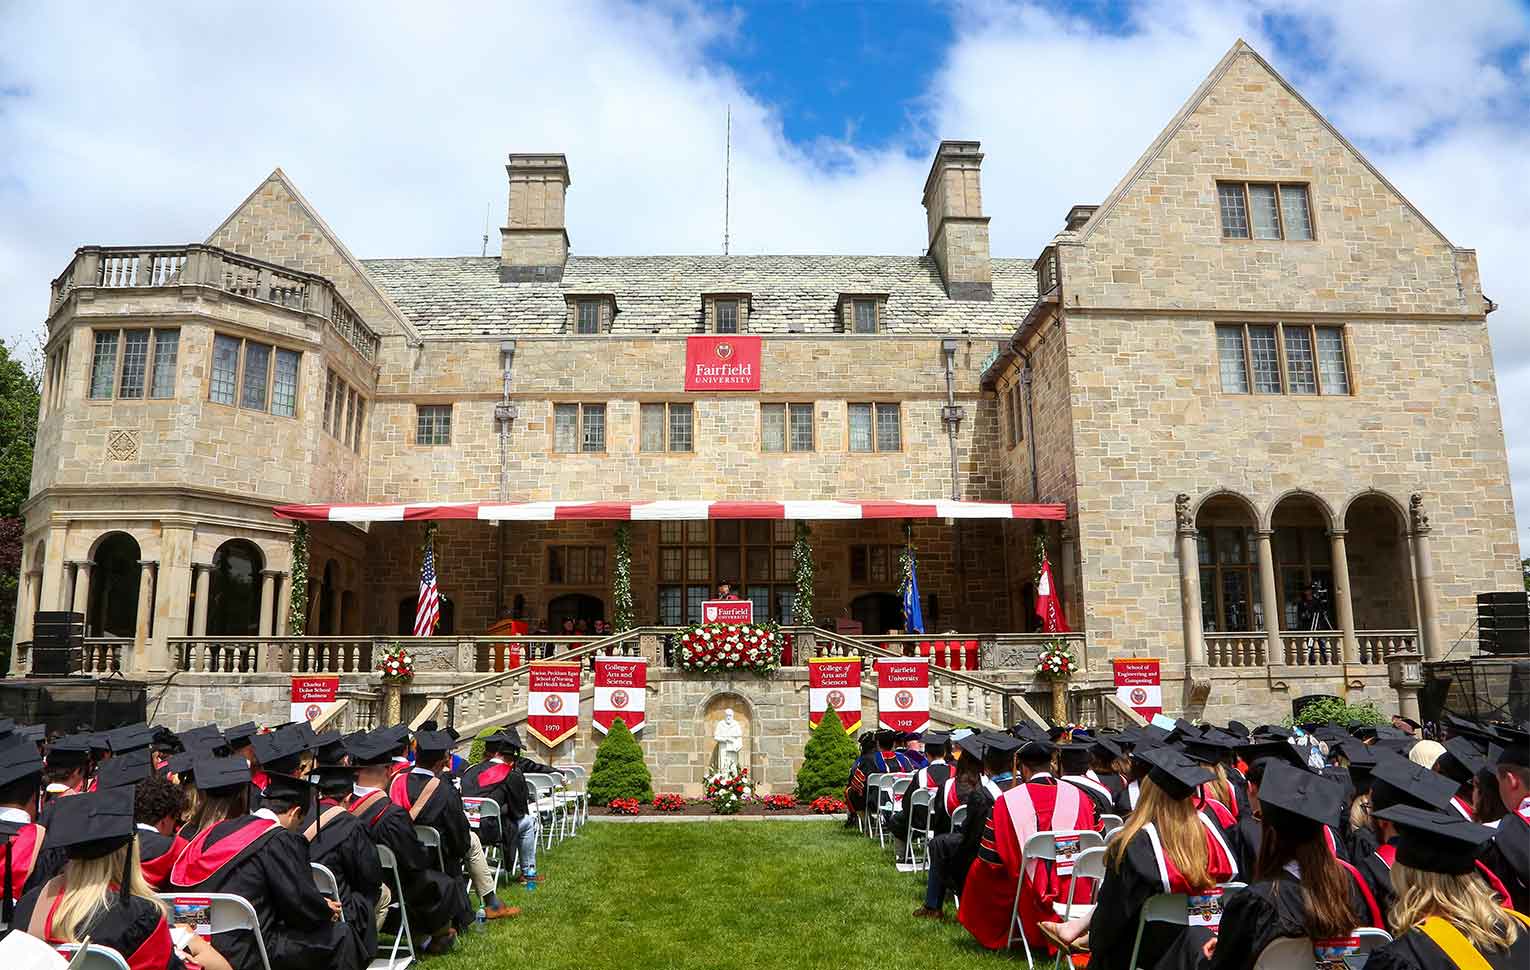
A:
[1284,697,1389,729]
[467,725,498,765]
[795,708,858,802]
[586,717,654,805]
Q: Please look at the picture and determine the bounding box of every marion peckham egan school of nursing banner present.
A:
[527,661,583,747]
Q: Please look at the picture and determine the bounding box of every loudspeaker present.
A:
[1478,591,1529,656]
[29,611,84,677]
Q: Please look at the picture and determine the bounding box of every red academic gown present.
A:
[4,822,44,898]
[958,775,1098,950]
[14,876,175,970]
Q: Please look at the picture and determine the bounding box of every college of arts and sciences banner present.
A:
[1113,658,1163,720]
[808,657,862,732]
[875,657,931,734]
[527,661,583,747]
[290,675,340,724]
[593,656,647,735]
[684,335,762,391]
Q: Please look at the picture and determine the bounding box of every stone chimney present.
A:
[500,154,570,282]
[922,140,991,301]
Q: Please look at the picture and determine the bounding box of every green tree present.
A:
[586,717,653,805]
[0,340,40,663]
[795,707,858,802]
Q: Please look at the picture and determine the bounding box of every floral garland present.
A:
[378,642,415,683]
[673,622,783,674]
[286,523,309,635]
[1035,639,1077,681]
[612,524,634,632]
[791,521,814,623]
[704,767,752,814]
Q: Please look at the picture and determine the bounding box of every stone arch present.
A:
[208,539,265,636]
[87,531,141,638]
[1339,489,1409,536]
[548,592,604,632]
[696,689,757,782]
[1190,487,1260,524]
[1194,490,1262,632]
[1266,492,1338,632]
[1343,491,1415,630]
[1260,489,1338,532]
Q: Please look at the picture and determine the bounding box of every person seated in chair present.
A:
[1058,741,1116,817]
[306,749,383,970]
[0,741,47,903]
[132,773,187,891]
[459,727,536,906]
[387,730,471,931]
[915,734,1016,920]
[890,732,952,850]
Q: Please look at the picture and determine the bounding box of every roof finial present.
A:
[723,105,731,256]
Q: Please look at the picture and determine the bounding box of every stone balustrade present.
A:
[1205,633,1269,668]
[1203,629,1416,669]
[50,244,381,362]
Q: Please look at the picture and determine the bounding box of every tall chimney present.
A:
[500,153,570,282]
[922,140,991,301]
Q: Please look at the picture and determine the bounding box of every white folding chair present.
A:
[861,773,889,837]
[903,787,936,868]
[878,776,913,849]
[1251,929,1392,970]
[414,824,447,872]
[1125,882,1249,970]
[950,804,969,835]
[461,796,505,888]
[554,764,588,828]
[375,843,416,969]
[1008,830,1106,966]
[310,863,344,920]
[523,774,561,850]
[158,892,273,970]
[1098,813,1124,836]
[56,944,131,970]
[551,771,580,841]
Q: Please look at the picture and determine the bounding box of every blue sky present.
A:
[1,0,1528,556]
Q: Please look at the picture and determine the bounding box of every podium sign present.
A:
[702,600,754,624]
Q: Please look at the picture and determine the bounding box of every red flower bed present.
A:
[652,793,687,812]
[609,798,641,816]
[762,794,797,810]
[810,796,847,815]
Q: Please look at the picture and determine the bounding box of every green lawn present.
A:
[436,820,1006,969]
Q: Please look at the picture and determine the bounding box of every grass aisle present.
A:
[436,820,1004,969]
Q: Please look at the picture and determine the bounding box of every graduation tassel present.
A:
[4,840,14,930]
[121,834,134,901]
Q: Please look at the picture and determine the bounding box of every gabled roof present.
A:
[363,254,1036,339]
[208,168,422,343]
[1079,39,1457,250]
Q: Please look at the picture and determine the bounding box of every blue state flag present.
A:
[901,553,926,634]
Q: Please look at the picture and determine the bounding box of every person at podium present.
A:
[716,581,740,601]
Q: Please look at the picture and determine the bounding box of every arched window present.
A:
[89,533,142,637]
[548,593,604,632]
[850,592,903,635]
[397,595,454,636]
[208,540,264,636]
[1196,495,1261,632]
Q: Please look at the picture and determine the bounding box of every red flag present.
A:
[1035,555,1070,633]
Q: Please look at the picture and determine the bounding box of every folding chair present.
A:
[555,764,588,828]
[1251,929,1392,970]
[903,787,935,868]
[861,773,889,837]
[56,944,131,970]
[157,892,273,970]
[462,796,505,888]
[1125,882,1249,970]
[878,776,913,849]
[374,844,416,970]
[1098,813,1124,837]
[311,863,345,919]
[1008,830,1106,966]
[414,824,447,873]
[950,804,968,835]
[523,774,562,850]
[551,771,580,841]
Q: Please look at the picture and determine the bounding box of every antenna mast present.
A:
[481,202,491,257]
[723,105,731,256]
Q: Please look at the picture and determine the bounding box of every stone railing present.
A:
[1205,629,1416,668]
[1281,632,1344,667]
[845,631,1087,673]
[50,244,382,363]
[81,638,129,674]
[1205,633,1268,668]
[166,633,649,675]
[1035,245,1060,295]
[1358,630,1417,665]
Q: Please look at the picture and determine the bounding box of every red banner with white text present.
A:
[684,335,762,391]
[876,657,930,734]
[593,656,647,735]
[527,661,583,747]
[809,657,862,732]
[1113,658,1162,720]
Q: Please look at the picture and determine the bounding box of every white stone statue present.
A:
[713,708,743,776]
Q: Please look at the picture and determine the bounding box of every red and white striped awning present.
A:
[272,500,1067,524]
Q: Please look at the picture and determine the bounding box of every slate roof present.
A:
[360,254,1036,339]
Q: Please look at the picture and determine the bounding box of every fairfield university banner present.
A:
[1113,658,1163,720]
[876,657,931,734]
[809,657,862,732]
[684,335,762,391]
[593,656,647,735]
[527,661,582,747]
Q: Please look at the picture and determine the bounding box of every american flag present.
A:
[414,537,440,637]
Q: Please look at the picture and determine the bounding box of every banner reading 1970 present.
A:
[593,656,647,735]
[808,657,862,732]
[875,657,930,734]
[527,661,583,747]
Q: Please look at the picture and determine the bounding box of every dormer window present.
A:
[704,294,750,333]
[716,299,740,334]
[838,294,886,334]
[566,295,615,334]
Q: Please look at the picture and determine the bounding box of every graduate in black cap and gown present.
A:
[1366,805,1530,970]
[0,741,47,900]
[386,729,471,930]
[305,752,382,970]
[168,756,344,970]
[459,727,537,903]
[1482,724,1530,912]
[915,735,1012,919]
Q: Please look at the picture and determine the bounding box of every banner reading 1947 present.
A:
[808,657,862,732]
[593,656,647,735]
[527,661,583,747]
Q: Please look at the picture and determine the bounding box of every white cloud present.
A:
[1,0,1525,554]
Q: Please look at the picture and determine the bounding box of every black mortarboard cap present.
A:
[1058,742,1092,772]
[224,722,259,748]
[46,733,93,768]
[46,788,136,859]
[251,727,311,770]
[413,730,455,759]
[176,724,223,749]
[982,732,1022,755]
[956,735,987,760]
[1014,735,1053,760]
[107,724,156,754]
[1140,745,1213,800]
[921,731,949,747]
[501,725,525,750]
[348,729,404,766]
[875,729,899,747]
[1258,762,1344,831]
[1252,724,1294,740]
[1437,737,1486,785]
[1491,725,1530,769]
[1371,804,1496,875]
[376,725,411,751]
[1139,723,1172,745]
[1370,751,1457,812]
[95,750,152,790]
[17,724,45,745]
[0,744,43,787]
[1239,738,1310,772]
[1225,720,1250,739]
[261,771,315,803]
[191,756,251,794]
[149,726,180,753]
[89,732,113,754]
[166,752,197,778]
[1090,736,1124,761]
[1181,731,1237,765]
[1443,715,1496,748]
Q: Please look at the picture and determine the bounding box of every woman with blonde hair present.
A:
[1366,805,1529,970]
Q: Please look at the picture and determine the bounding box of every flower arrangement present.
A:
[608,798,641,816]
[378,642,415,683]
[704,767,753,814]
[762,794,797,811]
[810,796,848,815]
[1034,639,1077,682]
[652,793,687,813]
[674,622,783,675]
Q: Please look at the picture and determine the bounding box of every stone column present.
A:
[1059,523,1079,634]
[191,564,213,637]
[275,572,293,638]
[1173,495,1205,667]
[11,559,40,675]
[150,525,195,674]
[1256,529,1283,665]
[38,524,69,613]
[1407,495,1443,662]
[69,561,93,623]
[258,570,278,637]
[133,562,156,672]
[1328,530,1360,664]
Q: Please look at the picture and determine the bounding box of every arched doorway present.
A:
[1269,494,1335,632]
[850,592,902,634]
[208,540,263,636]
[1195,494,1261,632]
[548,593,604,632]
[1344,494,1413,630]
[397,595,455,636]
[88,533,141,637]
[318,560,338,635]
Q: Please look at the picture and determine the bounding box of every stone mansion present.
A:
[9,41,1521,729]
